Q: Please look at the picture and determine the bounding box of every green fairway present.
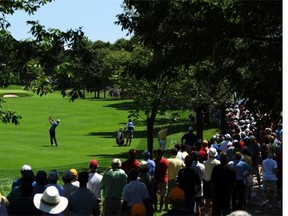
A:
[0,89,220,196]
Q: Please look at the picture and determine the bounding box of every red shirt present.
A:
[122,159,140,174]
[198,148,208,163]
[154,156,169,183]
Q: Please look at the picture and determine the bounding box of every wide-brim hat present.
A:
[33,186,68,214]
[208,147,218,157]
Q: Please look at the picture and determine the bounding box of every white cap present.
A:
[21,164,32,171]
[112,158,122,166]
[188,126,193,131]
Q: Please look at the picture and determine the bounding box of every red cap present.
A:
[129,149,137,157]
[89,159,99,168]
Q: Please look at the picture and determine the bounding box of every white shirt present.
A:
[87,172,103,200]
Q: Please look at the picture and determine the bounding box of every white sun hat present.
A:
[33,186,68,214]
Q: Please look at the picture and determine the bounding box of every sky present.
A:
[5,0,131,43]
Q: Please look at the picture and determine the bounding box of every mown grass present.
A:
[0,88,220,198]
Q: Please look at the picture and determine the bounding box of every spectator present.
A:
[250,136,261,187]
[142,150,156,176]
[12,164,32,189]
[122,149,140,175]
[229,152,253,211]
[62,171,78,199]
[181,126,198,153]
[176,155,201,214]
[69,171,98,215]
[0,192,9,215]
[191,151,205,216]
[198,140,209,163]
[220,133,232,154]
[274,146,282,209]
[261,153,278,208]
[33,186,68,215]
[70,168,80,187]
[242,146,253,206]
[177,144,189,162]
[131,203,146,216]
[100,158,127,216]
[211,152,237,215]
[47,170,65,196]
[165,148,185,211]
[31,170,48,198]
[202,147,220,215]
[154,148,169,212]
[122,168,149,215]
[227,210,251,216]
[162,186,190,215]
[87,159,103,216]
[138,161,155,215]
[7,170,35,202]
[8,170,41,215]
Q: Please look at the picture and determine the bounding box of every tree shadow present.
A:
[104,101,136,111]
[87,130,148,139]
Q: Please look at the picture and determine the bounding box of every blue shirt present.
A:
[229,160,253,180]
[146,159,156,176]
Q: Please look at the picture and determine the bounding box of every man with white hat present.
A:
[33,186,68,215]
[203,147,220,216]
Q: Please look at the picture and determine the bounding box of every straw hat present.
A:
[33,186,68,214]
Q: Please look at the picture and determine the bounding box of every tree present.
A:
[115,0,282,154]
[0,0,85,123]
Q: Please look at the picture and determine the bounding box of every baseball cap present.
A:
[48,170,59,181]
[62,170,72,180]
[129,149,137,157]
[70,168,78,177]
[142,150,150,158]
[89,159,99,168]
[112,158,122,166]
[21,164,32,172]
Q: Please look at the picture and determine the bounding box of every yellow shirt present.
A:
[167,156,185,180]
[158,128,168,140]
[203,158,221,181]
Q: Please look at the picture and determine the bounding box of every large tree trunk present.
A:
[195,105,204,141]
[147,104,158,159]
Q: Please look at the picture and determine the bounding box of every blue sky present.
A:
[6,0,131,43]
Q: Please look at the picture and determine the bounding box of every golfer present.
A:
[49,116,60,147]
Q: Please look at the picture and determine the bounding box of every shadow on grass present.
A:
[104,101,136,111]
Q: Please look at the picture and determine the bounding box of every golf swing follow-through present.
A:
[49,116,60,147]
